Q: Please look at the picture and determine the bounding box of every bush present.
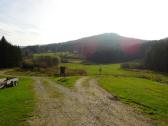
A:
[61,58,69,63]
[66,69,87,76]
[21,59,34,70]
[21,55,60,76]
[121,63,130,69]
[33,55,60,68]
[121,63,145,70]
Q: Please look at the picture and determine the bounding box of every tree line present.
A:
[144,38,168,72]
[2,34,168,73]
[0,36,22,68]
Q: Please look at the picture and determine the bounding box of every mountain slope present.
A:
[23,33,147,63]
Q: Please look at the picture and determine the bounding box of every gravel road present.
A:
[27,77,153,126]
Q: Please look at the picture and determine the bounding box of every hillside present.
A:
[23,33,148,63]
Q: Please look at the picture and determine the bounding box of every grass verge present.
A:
[52,76,80,88]
[0,78,35,126]
[99,76,168,126]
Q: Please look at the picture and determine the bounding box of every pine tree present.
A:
[145,39,168,72]
[0,36,22,68]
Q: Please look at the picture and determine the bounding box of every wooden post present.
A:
[60,66,66,77]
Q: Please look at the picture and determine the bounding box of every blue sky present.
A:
[0,0,168,46]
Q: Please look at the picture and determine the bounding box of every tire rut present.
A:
[27,78,72,126]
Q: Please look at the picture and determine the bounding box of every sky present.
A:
[0,0,168,46]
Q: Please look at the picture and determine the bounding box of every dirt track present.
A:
[27,77,153,126]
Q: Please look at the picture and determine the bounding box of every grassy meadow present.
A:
[0,77,35,126]
[62,62,168,125]
[63,63,168,83]
[99,76,168,125]
[1,58,168,125]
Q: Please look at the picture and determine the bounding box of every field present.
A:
[63,63,168,83]
[0,77,35,126]
[99,76,168,125]
[0,62,168,126]
[62,63,168,125]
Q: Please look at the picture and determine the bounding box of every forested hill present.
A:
[22,33,148,63]
[23,33,146,53]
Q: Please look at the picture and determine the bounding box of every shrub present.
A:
[21,59,34,70]
[21,55,60,76]
[33,55,60,68]
[121,63,145,70]
[121,63,130,69]
[66,69,87,76]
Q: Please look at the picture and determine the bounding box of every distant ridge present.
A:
[23,33,146,52]
[22,33,148,63]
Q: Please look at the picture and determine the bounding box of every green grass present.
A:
[62,62,168,125]
[0,78,35,126]
[63,63,168,84]
[1,62,167,125]
[52,76,80,88]
[99,76,168,126]
[33,52,58,57]
[33,52,76,58]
